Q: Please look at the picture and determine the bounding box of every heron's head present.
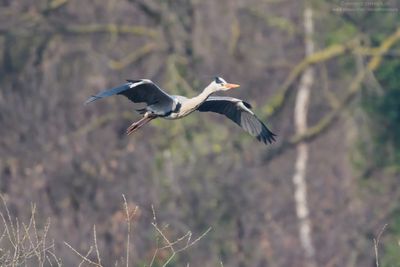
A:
[210,76,240,92]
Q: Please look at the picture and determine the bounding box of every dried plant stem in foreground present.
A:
[123,194,138,267]
[0,195,61,267]
[65,196,211,267]
[373,224,388,267]
[150,205,212,267]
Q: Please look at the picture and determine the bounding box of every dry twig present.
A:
[122,194,138,267]
[373,224,388,267]
[149,206,212,267]
[0,195,59,266]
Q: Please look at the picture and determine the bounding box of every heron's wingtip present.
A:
[258,130,277,145]
[84,96,98,105]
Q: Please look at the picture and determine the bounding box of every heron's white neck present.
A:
[190,84,215,105]
[177,85,216,117]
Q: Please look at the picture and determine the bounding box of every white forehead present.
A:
[215,76,227,84]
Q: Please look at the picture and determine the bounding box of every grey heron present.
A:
[85,77,276,144]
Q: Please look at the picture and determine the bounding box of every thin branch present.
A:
[108,43,157,70]
[245,6,295,35]
[62,24,158,38]
[321,63,340,109]
[175,227,212,253]
[43,0,69,13]
[47,250,62,267]
[151,205,157,223]
[122,194,138,267]
[148,232,161,267]
[64,242,103,267]
[374,224,388,267]
[73,111,134,137]
[229,16,240,55]
[263,40,355,119]
[149,205,211,267]
[152,223,175,254]
[0,196,58,266]
[1,195,17,248]
[41,219,51,267]
[164,55,194,93]
[78,246,93,267]
[93,225,101,266]
[149,246,159,267]
[127,0,162,22]
[23,220,43,261]
[159,231,191,250]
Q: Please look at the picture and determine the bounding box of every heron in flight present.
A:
[85,77,276,144]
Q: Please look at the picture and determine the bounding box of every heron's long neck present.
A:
[178,86,214,117]
[190,86,214,105]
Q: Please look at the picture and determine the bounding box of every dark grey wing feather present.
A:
[85,83,130,104]
[85,80,173,106]
[197,97,276,144]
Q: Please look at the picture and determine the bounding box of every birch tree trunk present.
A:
[292,6,316,267]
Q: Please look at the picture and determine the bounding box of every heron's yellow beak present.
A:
[225,83,240,89]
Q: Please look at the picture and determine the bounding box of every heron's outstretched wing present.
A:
[197,96,276,144]
[85,79,174,106]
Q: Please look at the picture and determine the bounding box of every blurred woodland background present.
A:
[1,0,400,266]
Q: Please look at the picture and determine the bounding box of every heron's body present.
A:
[168,86,215,119]
[85,77,276,144]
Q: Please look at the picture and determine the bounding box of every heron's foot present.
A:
[126,115,156,136]
[126,122,140,135]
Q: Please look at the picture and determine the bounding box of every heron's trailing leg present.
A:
[126,113,156,135]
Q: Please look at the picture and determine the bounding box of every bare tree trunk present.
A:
[292,6,316,267]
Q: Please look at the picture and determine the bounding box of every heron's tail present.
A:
[136,108,147,114]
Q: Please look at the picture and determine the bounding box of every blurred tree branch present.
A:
[128,0,162,23]
[263,28,400,163]
[263,40,354,118]
[321,63,340,109]
[73,111,134,137]
[263,38,400,119]
[108,43,157,70]
[229,16,241,55]
[43,0,69,13]
[62,24,158,38]
[164,55,194,94]
[244,7,296,36]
